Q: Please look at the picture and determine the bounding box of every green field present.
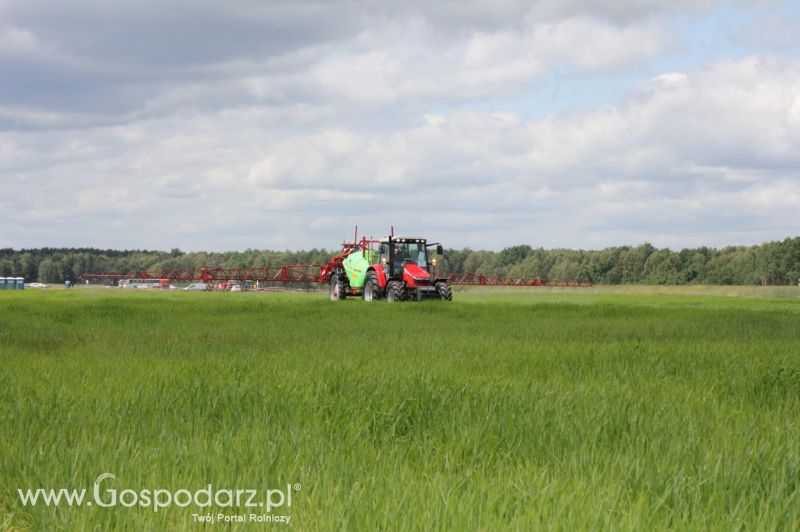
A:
[2,287,800,530]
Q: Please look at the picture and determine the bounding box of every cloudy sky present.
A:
[2,0,799,251]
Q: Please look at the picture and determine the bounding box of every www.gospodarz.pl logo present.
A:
[17,473,299,516]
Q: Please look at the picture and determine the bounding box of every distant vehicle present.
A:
[208,280,242,291]
[119,279,170,289]
[183,283,208,291]
[28,282,49,289]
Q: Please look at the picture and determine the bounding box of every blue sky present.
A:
[1,0,799,251]
[492,2,800,118]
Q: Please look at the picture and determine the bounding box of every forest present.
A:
[2,236,799,286]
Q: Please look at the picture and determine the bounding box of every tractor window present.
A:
[393,242,427,269]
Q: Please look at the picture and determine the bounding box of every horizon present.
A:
[3,234,799,255]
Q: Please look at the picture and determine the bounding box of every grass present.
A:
[1,287,800,530]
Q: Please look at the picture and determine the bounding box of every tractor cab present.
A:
[379,238,431,275]
[377,236,445,285]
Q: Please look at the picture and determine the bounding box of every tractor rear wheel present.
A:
[363,272,381,302]
[435,282,453,301]
[386,281,403,303]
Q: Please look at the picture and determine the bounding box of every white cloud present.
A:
[0,26,39,54]
[0,2,678,121]
[302,16,668,106]
[242,55,800,247]
[5,53,800,249]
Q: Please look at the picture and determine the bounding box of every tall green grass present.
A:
[1,288,800,530]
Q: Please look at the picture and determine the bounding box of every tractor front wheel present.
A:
[330,274,346,301]
[386,281,403,303]
[435,282,453,301]
[364,272,381,302]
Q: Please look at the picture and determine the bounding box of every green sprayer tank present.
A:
[342,249,379,289]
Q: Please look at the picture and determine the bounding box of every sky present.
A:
[1,0,799,252]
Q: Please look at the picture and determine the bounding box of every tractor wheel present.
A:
[435,282,453,301]
[386,281,403,303]
[363,272,381,302]
[330,274,346,301]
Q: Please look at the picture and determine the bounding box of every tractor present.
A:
[323,234,453,302]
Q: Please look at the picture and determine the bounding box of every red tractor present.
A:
[321,235,453,302]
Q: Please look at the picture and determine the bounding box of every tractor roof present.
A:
[379,237,427,243]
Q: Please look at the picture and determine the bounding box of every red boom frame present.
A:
[80,265,322,284]
[79,265,591,287]
[79,230,592,287]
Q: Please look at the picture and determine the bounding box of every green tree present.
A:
[38,258,62,283]
[19,253,37,282]
[0,259,13,276]
[644,249,681,284]
[497,245,532,268]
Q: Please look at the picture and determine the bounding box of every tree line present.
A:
[1,237,799,285]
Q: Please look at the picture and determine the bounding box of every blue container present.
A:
[6,277,15,290]
[16,277,24,290]
[0,277,6,290]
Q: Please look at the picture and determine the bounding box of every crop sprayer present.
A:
[80,227,592,300]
